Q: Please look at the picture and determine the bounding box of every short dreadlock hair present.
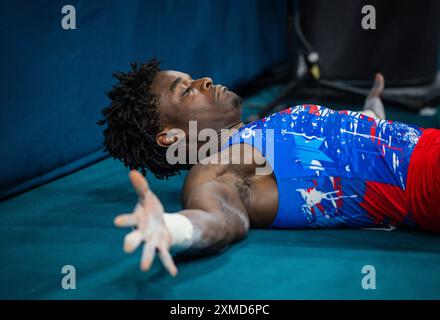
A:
[97,58,180,179]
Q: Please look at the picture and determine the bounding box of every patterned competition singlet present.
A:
[227,105,423,229]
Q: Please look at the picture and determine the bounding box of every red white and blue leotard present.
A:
[228,104,439,230]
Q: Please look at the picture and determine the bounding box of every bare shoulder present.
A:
[181,145,277,227]
[183,142,258,182]
[181,145,250,203]
[183,162,223,191]
[182,159,226,204]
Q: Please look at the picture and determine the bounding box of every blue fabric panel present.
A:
[0,0,287,199]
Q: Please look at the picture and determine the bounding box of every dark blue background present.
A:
[0,0,287,199]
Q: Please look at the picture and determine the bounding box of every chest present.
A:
[239,173,278,228]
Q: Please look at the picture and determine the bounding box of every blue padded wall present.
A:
[0,0,287,199]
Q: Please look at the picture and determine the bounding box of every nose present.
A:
[193,77,213,91]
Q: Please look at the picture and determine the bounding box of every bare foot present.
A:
[370,73,385,97]
[363,73,386,119]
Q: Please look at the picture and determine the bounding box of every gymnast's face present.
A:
[150,71,242,147]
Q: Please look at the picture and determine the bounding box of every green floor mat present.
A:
[1,157,440,299]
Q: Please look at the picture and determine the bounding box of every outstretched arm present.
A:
[114,170,249,276]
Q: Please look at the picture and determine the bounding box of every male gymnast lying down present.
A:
[98,59,440,276]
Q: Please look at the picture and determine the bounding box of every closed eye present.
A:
[181,87,192,96]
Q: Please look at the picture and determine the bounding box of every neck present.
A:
[218,121,244,148]
[188,121,244,166]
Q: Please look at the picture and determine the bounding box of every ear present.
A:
[156,128,186,148]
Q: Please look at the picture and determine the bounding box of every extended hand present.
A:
[114,170,178,276]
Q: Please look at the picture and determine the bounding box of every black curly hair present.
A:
[97,58,181,179]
